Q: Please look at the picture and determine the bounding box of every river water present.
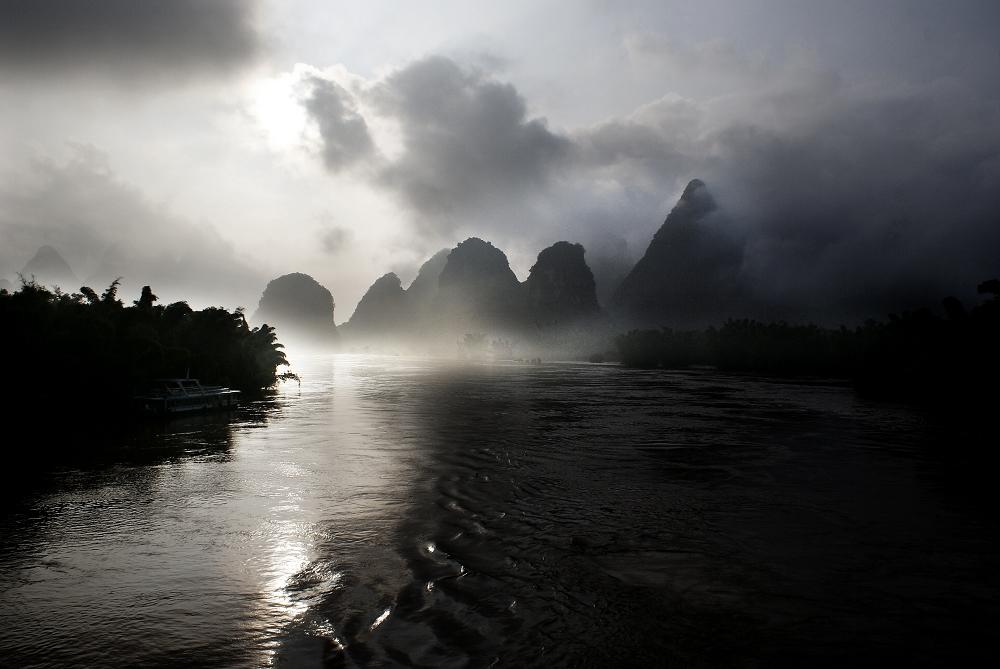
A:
[1,355,997,667]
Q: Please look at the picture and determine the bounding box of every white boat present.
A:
[133,378,241,415]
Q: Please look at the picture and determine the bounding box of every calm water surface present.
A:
[1,355,997,667]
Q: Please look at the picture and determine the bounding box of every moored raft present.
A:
[133,378,240,415]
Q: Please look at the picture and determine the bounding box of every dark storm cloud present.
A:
[572,111,699,192]
[305,77,375,170]
[544,60,1000,319]
[370,56,571,229]
[700,81,1000,319]
[0,0,261,79]
[0,150,262,307]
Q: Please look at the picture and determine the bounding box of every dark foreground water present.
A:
[1,356,997,668]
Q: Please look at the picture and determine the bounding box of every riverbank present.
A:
[0,280,294,421]
[615,280,1000,407]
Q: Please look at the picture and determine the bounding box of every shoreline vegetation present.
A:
[0,279,295,420]
[615,280,1000,405]
[3,277,997,420]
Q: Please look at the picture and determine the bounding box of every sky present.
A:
[1,0,998,322]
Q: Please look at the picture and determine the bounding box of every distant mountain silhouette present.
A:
[406,248,450,307]
[342,272,410,338]
[20,245,78,290]
[586,235,633,309]
[611,179,745,327]
[525,241,600,327]
[289,180,756,352]
[435,238,524,331]
[340,238,612,354]
[252,272,338,348]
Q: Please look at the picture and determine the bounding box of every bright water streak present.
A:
[1,355,998,667]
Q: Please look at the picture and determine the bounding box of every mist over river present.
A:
[1,355,997,667]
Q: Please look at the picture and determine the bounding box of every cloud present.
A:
[374,56,570,229]
[0,0,262,81]
[297,41,999,320]
[0,148,263,308]
[305,56,571,235]
[319,225,353,254]
[698,80,1000,318]
[304,77,375,170]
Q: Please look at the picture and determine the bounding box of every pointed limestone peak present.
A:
[610,178,743,327]
[406,248,450,302]
[251,272,339,346]
[674,178,716,219]
[439,238,518,290]
[368,272,403,292]
[681,178,706,199]
[525,241,600,322]
[20,245,78,288]
[345,271,410,335]
[435,238,523,329]
[530,240,587,268]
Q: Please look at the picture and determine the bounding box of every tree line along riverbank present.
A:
[615,280,1000,406]
[1,279,293,419]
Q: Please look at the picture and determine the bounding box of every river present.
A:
[1,355,997,667]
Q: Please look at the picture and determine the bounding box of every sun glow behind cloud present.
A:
[249,69,313,152]
[248,63,406,164]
